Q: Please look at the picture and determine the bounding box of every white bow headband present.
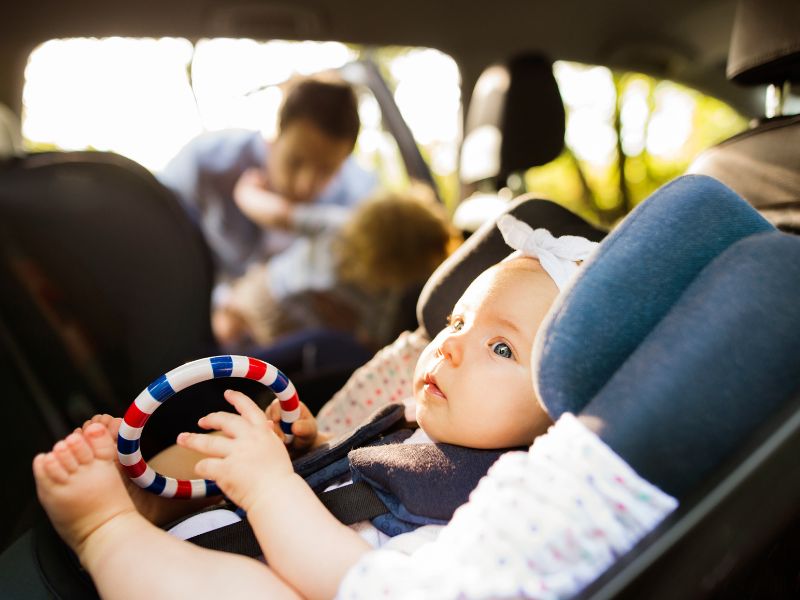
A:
[497,214,599,291]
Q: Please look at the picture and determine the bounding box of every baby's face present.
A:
[413,258,558,449]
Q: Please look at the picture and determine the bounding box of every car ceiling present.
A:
[0,0,762,117]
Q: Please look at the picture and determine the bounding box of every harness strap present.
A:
[318,481,390,525]
[187,520,262,558]
[186,481,389,556]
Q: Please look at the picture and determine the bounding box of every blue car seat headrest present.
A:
[533,174,774,419]
[534,174,800,497]
[582,230,800,497]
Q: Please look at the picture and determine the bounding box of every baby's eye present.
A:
[491,341,514,359]
[446,314,464,331]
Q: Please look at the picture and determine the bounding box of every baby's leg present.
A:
[34,424,299,600]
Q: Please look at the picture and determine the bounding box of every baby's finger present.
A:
[224,389,267,425]
[198,410,250,438]
[265,398,281,422]
[194,457,224,481]
[290,420,316,449]
[177,432,233,458]
[267,420,287,443]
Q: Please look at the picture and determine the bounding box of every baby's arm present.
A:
[179,390,371,600]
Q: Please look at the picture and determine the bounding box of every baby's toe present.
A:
[84,423,117,461]
[53,440,79,473]
[106,417,122,439]
[42,452,69,484]
[65,432,93,465]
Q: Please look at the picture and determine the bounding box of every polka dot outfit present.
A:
[336,413,678,600]
[316,329,428,436]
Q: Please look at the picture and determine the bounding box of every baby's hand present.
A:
[266,398,321,455]
[177,389,293,512]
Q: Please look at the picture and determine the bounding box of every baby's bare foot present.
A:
[81,414,170,522]
[33,424,138,557]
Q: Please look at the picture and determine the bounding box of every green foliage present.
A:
[524,68,748,228]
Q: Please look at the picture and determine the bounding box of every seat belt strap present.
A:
[187,520,262,557]
[186,481,389,555]
[318,480,389,524]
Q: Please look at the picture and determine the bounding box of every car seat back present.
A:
[0,151,219,452]
[688,0,800,233]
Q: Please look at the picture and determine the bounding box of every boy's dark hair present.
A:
[278,74,361,147]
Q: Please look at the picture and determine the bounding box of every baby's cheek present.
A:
[415,404,444,441]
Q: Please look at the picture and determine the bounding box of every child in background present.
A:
[32,218,600,600]
[213,184,457,352]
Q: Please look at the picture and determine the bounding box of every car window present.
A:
[524,61,748,227]
[21,40,749,225]
[21,38,462,204]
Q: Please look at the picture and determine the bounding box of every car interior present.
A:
[0,0,798,597]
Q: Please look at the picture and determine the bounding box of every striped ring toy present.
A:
[117,355,300,499]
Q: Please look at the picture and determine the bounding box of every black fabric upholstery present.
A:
[0,151,224,453]
[499,54,565,181]
[461,53,565,185]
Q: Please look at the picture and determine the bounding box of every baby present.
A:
[32,216,598,599]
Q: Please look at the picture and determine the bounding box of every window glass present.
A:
[525,61,748,227]
[22,38,462,205]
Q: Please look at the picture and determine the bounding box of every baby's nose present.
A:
[438,333,463,366]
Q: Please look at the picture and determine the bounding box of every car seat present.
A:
[545,175,800,598]
[421,173,799,598]
[138,175,800,598]
[688,0,800,234]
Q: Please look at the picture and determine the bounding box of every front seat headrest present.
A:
[727,0,800,85]
[460,53,565,186]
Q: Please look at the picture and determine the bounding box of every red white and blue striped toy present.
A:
[117,355,300,498]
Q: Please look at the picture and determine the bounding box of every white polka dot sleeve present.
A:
[316,329,429,436]
[336,413,678,600]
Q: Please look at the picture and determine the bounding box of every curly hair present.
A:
[334,184,459,292]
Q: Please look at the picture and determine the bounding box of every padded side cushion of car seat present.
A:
[578,230,800,496]
[533,174,774,419]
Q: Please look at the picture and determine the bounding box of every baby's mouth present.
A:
[423,373,446,400]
